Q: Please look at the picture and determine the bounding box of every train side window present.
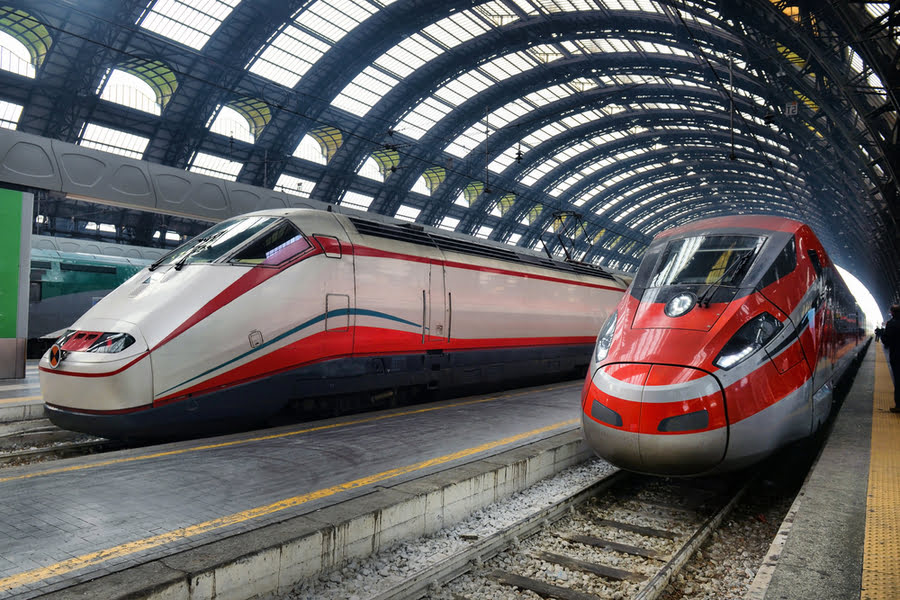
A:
[231,220,311,266]
[807,249,822,276]
[759,236,796,288]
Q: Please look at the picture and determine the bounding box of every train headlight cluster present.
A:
[56,330,137,354]
[595,311,618,362]
[713,312,782,370]
[664,293,696,318]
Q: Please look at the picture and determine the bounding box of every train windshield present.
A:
[648,235,766,287]
[155,216,279,268]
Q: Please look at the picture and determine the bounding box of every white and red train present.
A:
[582,215,867,476]
[40,207,628,438]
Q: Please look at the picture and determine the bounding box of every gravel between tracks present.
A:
[285,459,795,600]
[285,458,618,599]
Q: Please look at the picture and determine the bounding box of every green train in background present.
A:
[28,239,157,357]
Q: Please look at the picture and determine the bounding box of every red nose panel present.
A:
[631,289,724,331]
[639,365,727,434]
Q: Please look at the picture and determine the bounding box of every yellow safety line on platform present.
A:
[0,382,579,484]
[861,344,900,600]
[0,394,42,405]
[0,417,578,593]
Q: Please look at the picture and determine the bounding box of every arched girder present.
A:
[451,102,816,234]
[510,157,812,252]
[538,184,797,268]
[117,0,308,167]
[241,0,473,186]
[472,129,810,239]
[547,177,815,259]
[620,178,868,248]
[721,1,898,224]
[372,50,769,216]
[581,160,810,220]
[314,10,751,210]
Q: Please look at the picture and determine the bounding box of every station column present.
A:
[0,187,33,379]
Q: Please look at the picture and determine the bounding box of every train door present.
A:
[312,233,354,360]
[797,231,832,430]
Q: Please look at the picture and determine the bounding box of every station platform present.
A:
[0,361,43,424]
[749,340,899,600]
[0,379,591,599]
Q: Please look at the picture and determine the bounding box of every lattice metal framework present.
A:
[0,0,897,305]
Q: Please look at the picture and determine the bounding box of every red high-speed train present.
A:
[581,215,867,476]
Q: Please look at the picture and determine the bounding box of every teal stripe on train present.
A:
[158,308,423,397]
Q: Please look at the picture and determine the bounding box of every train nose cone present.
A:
[582,363,727,476]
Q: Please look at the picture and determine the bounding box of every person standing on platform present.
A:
[879,304,900,413]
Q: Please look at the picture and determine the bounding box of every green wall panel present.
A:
[0,188,23,338]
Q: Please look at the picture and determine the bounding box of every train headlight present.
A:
[713,312,781,370]
[59,331,137,354]
[665,292,696,318]
[595,311,618,362]
[85,333,136,354]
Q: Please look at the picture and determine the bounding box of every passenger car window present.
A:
[231,220,311,265]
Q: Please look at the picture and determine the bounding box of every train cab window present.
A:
[230,220,311,266]
[154,215,280,268]
[648,235,766,287]
[759,236,796,288]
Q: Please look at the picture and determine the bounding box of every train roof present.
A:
[654,215,808,241]
[243,207,629,284]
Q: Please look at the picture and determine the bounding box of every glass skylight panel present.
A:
[422,12,491,50]
[397,97,453,140]
[333,66,399,116]
[341,190,373,210]
[432,215,458,231]
[209,105,254,143]
[480,54,534,81]
[507,232,522,245]
[249,25,330,88]
[357,157,382,181]
[395,205,421,222]
[375,34,441,78]
[475,225,493,239]
[295,0,375,44]
[437,70,494,105]
[519,160,556,186]
[79,123,149,159]
[488,150,518,173]
[522,122,566,148]
[866,3,890,18]
[293,134,327,164]
[138,0,240,50]
[98,69,161,115]
[411,176,431,196]
[274,173,316,197]
[189,151,243,180]
[0,100,22,129]
[0,31,35,78]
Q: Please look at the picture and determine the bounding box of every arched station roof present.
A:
[0,0,898,306]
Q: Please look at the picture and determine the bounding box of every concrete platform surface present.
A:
[0,380,593,599]
[748,341,900,600]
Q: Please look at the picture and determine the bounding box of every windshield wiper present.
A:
[174,230,230,271]
[697,250,756,308]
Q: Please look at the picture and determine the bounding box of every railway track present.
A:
[318,467,755,600]
[0,418,120,467]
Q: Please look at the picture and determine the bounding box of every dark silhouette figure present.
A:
[879,305,900,413]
